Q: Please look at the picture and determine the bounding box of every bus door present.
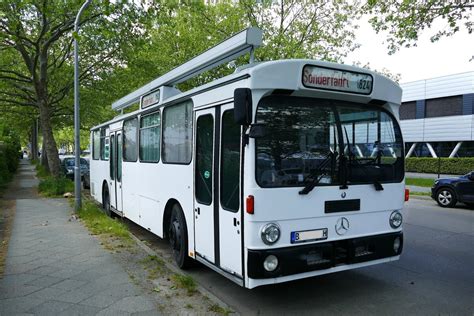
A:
[194,104,243,278]
[194,108,216,263]
[218,104,242,278]
[109,131,123,213]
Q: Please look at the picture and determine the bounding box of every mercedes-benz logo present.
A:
[335,217,350,235]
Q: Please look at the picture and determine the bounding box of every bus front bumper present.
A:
[247,232,403,279]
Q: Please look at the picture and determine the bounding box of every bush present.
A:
[35,163,50,178]
[38,176,74,197]
[0,150,11,189]
[0,141,20,189]
[405,157,474,175]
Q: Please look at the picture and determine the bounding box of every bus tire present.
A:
[169,204,192,269]
[102,186,111,217]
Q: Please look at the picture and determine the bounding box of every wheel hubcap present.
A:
[438,191,452,205]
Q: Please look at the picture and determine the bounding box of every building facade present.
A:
[400,71,474,158]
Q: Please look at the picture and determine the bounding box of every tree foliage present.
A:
[242,0,360,62]
[109,0,362,98]
[364,0,474,54]
[0,0,156,176]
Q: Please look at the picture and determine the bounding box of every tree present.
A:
[241,0,361,62]
[364,0,474,54]
[109,0,362,98]
[0,1,155,176]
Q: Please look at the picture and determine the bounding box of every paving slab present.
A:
[0,161,160,315]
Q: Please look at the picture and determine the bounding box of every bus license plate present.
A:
[291,228,328,244]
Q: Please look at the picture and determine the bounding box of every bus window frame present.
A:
[100,127,110,161]
[161,99,194,166]
[92,129,100,160]
[195,113,214,206]
[123,116,139,163]
[253,96,405,189]
[220,108,241,213]
[110,134,115,180]
[139,110,161,164]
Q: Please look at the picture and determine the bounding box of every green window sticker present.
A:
[204,170,211,179]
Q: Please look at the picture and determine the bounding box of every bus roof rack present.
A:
[111,27,263,111]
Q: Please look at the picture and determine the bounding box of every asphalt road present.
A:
[128,198,474,315]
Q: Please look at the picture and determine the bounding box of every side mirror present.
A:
[234,88,252,126]
[249,124,266,138]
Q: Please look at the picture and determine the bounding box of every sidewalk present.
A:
[0,160,159,315]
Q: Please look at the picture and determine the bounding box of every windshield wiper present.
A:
[299,152,336,195]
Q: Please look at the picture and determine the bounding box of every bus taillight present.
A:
[246,195,254,214]
[405,189,410,202]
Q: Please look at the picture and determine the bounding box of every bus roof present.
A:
[91,59,402,131]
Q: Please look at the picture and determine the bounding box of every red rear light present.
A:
[246,195,254,214]
[405,189,410,202]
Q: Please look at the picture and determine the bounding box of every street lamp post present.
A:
[74,0,92,212]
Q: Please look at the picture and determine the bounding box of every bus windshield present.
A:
[255,96,404,188]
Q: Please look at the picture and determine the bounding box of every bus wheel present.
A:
[103,188,111,217]
[169,204,192,269]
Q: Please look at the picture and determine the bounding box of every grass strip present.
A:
[38,176,74,197]
[410,191,431,196]
[77,199,131,242]
[208,303,232,315]
[406,178,434,187]
[172,273,197,295]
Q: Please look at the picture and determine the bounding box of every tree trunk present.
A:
[38,102,61,177]
[30,119,38,160]
[40,142,49,171]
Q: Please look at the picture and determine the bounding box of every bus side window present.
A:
[123,118,138,162]
[196,114,214,205]
[110,135,115,180]
[221,109,240,212]
[92,130,100,160]
[100,128,110,161]
[117,134,122,182]
[139,112,160,162]
[162,100,193,164]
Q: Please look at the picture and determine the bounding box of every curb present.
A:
[129,233,239,315]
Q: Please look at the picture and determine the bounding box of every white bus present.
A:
[90,28,406,289]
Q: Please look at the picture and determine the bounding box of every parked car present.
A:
[431,171,474,208]
[60,156,89,180]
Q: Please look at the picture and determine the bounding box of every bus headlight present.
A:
[389,211,403,229]
[261,223,280,245]
[263,255,278,272]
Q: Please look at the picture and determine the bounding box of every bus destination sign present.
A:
[302,65,373,95]
[141,90,161,109]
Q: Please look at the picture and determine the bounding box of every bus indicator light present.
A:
[246,195,254,214]
[405,189,410,202]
